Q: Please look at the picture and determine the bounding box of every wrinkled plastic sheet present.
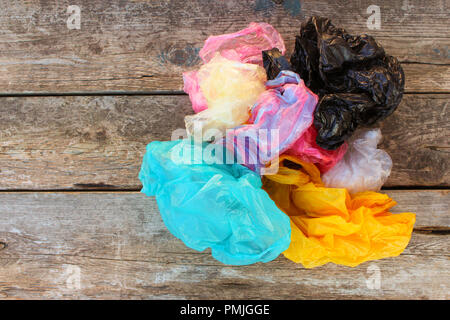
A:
[222,71,316,172]
[322,128,392,194]
[184,54,266,136]
[262,155,415,268]
[199,22,286,65]
[263,48,292,80]
[289,16,405,150]
[139,139,291,265]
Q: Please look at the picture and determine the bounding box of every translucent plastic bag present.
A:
[262,155,415,268]
[290,16,405,150]
[223,71,346,173]
[184,22,286,114]
[223,70,316,172]
[199,22,286,65]
[184,55,266,137]
[139,139,291,265]
[322,128,392,194]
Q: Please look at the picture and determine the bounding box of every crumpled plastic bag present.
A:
[285,124,347,174]
[223,71,346,173]
[322,128,392,194]
[184,22,286,113]
[139,139,291,265]
[262,155,415,268]
[199,22,286,66]
[184,54,267,137]
[290,16,405,150]
[223,70,317,172]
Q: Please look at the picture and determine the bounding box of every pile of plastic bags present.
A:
[140,17,415,268]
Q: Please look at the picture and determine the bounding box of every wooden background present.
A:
[0,0,448,299]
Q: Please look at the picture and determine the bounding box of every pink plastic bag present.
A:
[286,125,348,173]
[199,22,286,65]
[184,22,286,113]
[183,70,208,113]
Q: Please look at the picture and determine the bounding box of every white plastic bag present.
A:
[322,128,392,194]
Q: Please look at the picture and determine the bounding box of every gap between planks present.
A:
[0,91,449,98]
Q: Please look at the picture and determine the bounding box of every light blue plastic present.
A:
[139,139,291,265]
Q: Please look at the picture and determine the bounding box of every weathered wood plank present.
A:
[1,63,446,94]
[0,190,448,299]
[0,0,449,94]
[0,94,448,190]
[379,94,449,187]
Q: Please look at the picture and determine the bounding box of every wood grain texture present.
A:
[0,94,448,190]
[0,0,448,302]
[0,0,449,94]
[0,190,448,300]
[379,94,450,187]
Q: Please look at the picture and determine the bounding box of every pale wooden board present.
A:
[0,190,448,299]
[0,94,448,190]
[0,0,449,94]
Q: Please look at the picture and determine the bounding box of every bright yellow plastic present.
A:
[262,155,416,268]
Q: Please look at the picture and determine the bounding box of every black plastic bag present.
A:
[289,16,405,150]
[263,48,292,80]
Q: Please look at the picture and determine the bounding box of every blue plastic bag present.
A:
[139,139,291,265]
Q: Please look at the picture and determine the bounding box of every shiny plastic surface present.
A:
[224,71,346,173]
[290,16,405,150]
[322,128,392,194]
[262,155,415,268]
[184,22,285,114]
[139,139,292,265]
[184,55,267,136]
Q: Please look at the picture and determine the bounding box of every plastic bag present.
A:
[262,155,415,268]
[285,124,347,174]
[290,16,405,150]
[223,71,346,174]
[322,128,392,194]
[199,22,286,65]
[184,55,267,136]
[184,22,286,113]
[139,139,291,265]
[223,70,317,172]
[183,70,208,113]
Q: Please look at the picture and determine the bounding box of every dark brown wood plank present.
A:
[0,94,448,190]
[379,94,449,186]
[0,0,449,94]
[0,190,448,299]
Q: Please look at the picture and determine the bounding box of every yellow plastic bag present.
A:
[184,54,267,137]
[262,155,416,268]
